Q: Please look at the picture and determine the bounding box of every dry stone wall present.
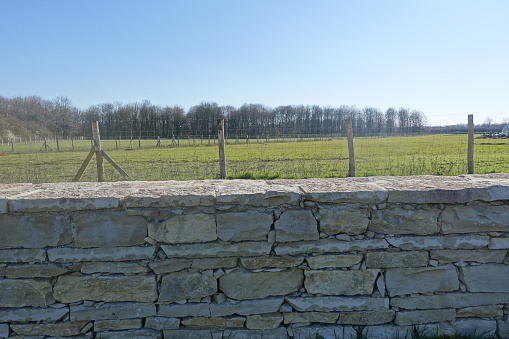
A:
[1,174,509,339]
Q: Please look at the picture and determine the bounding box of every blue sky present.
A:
[1,0,508,126]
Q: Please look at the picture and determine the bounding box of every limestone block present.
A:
[81,262,149,274]
[283,312,339,324]
[246,313,283,329]
[219,268,303,300]
[430,249,507,263]
[319,206,369,235]
[274,210,319,242]
[54,275,157,303]
[462,264,509,292]
[385,264,459,296]
[338,310,395,325]
[8,197,119,212]
[453,319,496,337]
[217,212,272,241]
[498,316,509,339]
[162,241,272,258]
[386,235,489,250]
[362,325,412,339]
[0,307,68,322]
[490,237,509,249]
[74,214,146,248]
[11,321,89,337]
[70,302,156,321]
[159,272,217,303]
[395,309,456,325]
[182,316,245,328]
[148,213,216,243]
[285,296,389,312]
[47,246,156,262]
[365,251,429,268]
[215,182,301,206]
[0,214,71,249]
[0,324,7,339]
[300,178,388,204]
[292,325,357,339]
[306,254,362,269]
[0,248,46,263]
[145,317,180,330]
[414,323,456,337]
[0,264,4,277]
[305,269,379,295]
[391,292,509,310]
[0,279,54,307]
[457,305,503,318]
[158,303,211,318]
[96,329,162,339]
[274,238,389,256]
[370,206,439,235]
[5,264,69,278]
[125,192,214,208]
[210,298,284,317]
[222,328,288,339]
[147,259,191,274]
[0,198,6,214]
[191,257,238,269]
[94,319,142,331]
[163,329,222,339]
[441,205,509,233]
[241,256,304,269]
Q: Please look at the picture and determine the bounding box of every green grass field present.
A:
[0,134,508,184]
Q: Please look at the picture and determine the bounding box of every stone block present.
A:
[365,251,428,268]
[490,237,509,249]
[0,214,71,249]
[292,325,357,339]
[148,259,191,274]
[10,321,89,337]
[274,209,318,242]
[215,181,301,206]
[223,328,288,339]
[217,212,272,241]
[385,264,459,296]
[54,275,157,303]
[96,329,162,339]
[457,305,503,318]
[370,206,439,235]
[0,279,54,307]
[81,261,149,274]
[283,312,339,324]
[306,254,362,269]
[159,272,217,303]
[182,316,245,328]
[125,190,214,208]
[8,196,119,212]
[47,246,156,262]
[148,213,216,243]
[5,264,69,278]
[0,248,46,263]
[386,235,489,250]
[453,319,496,337]
[441,205,509,233]
[430,249,507,263]
[0,324,8,338]
[210,298,283,317]
[219,268,303,300]
[163,329,222,339]
[70,302,156,321]
[285,296,389,312]
[191,257,238,269]
[162,241,272,258]
[362,325,412,339]
[395,309,456,325]
[338,310,395,325]
[0,307,68,322]
[391,292,509,310]
[462,264,509,292]
[145,317,180,330]
[301,178,388,204]
[319,206,369,235]
[158,303,211,318]
[246,313,283,329]
[305,269,379,295]
[74,214,146,248]
[240,256,304,269]
[0,198,6,214]
[94,319,142,331]
[274,238,389,256]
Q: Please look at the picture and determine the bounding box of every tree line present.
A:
[0,95,429,140]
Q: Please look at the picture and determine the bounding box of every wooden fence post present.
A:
[468,114,474,174]
[218,118,227,179]
[92,121,105,182]
[346,119,356,177]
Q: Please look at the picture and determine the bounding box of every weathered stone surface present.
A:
[191,257,238,269]
[81,261,149,274]
[395,309,456,325]
[292,325,357,339]
[284,312,339,324]
[148,259,191,273]
[0,307,68,322]
[441,205,509,233]
[54,275,157,303]
[241,256,304,269]
[70,302,156,321]
[11,321,89,337]
[47,246,156,262]
[0,279,54,307]
[159,272,217,302]
[274,209,318,242]
[182,316,245,328]
[164,329,222,339]
[361,325,412,339]
[0,198,6,214]
[8,196,119,212]
[210,298,284,317]
[338,310,395,325]
[162,241,272,258]
[457,305,503,318]
[158,303,211,318]
[490,237,509,249]
[386,235,489,250]
[300,178,388,204]
[215,180,301,206]
[145,317,180,330]
[274,238,389,256]
[0,324,7,339]
[462,264,509,292]
[453,319,497,337]
[498,317,509,339]
[148,213,216,243]
[319,206,369,235]
[5,264,69,278]
[286,297,389,312]
[391,293,509,310]
[385,264,459,296]
[217,212,272,241]
[306,254,362,269]
[430,249,507,263]
[74,214,146,248]
[0,214,71,248]
[219,268,303,300]
[96,329,162,339]
[370,206,439,235]
[305,269,379,295]
[94,319,142,331]
[246,313,283,329]
[223,327,288,339]
[0,248,46,263]
[365,251,429,268]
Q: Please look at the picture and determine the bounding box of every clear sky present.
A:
[1,0,508,126]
